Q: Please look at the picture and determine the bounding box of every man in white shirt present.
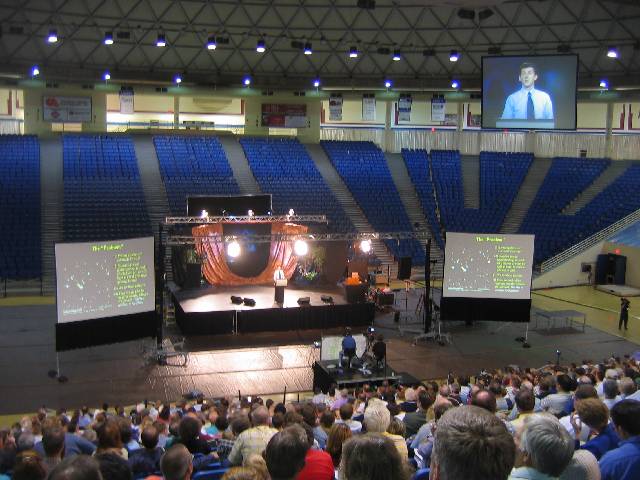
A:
[501,62,553,121]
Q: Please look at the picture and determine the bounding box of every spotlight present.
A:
[313,78,321,88]
[392,50,401,61]
[207,35,217,50]
[451,79,459,89]
[227,241,241,258]
[288,208,295,216]
[247,209,254,217]
[174,75,182,84]
[47,29,58,43]
[360,239,372,253]
[243,75,251,86]
[256,39,266,53]
[607,46,618,58]
[294,239,309,256]
[367,326,375,334]
[104,32,114,45]
[103,71,111,81]
[156,33,166,47]
[31,65,40,77]
[449,50,459,62]
[599,79,609,89]
[384,79,392,89]
[304,42,312,55]
[313,340,321,349]
[200,209,209,218]
[349,46,359,58]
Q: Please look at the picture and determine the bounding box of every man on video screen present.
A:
[501,62,553,121]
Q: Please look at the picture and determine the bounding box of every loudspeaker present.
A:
[581,263,592,273]
[243,298,256,307]
[595,253,627,285]
[297,297,311,305]
[230,295,244,305]
[397,257,412,280]
[321,295,334,303]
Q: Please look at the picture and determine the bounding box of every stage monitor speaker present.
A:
[297,297,311,305]
[230,295,244,305]
[243,298,256,307]
[397,257,412,280]
[595,253,626,285]
[321,295,334,303]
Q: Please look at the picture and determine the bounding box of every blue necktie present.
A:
[527,92,534,120]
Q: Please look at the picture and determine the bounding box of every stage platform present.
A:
[171,284,375,335]
[596,284,640,297]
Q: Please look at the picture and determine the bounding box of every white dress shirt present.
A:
[501,87,553,120]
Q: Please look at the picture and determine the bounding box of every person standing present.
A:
[619,297,630,330]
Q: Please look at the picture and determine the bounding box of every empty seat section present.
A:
[430,150,465,232]
[63,135,151,242]
[0,135,41,279]
[239,137,354,233]
[321,141,424,265]
[154,136,240,215]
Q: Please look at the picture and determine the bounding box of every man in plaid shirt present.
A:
[228,406,278,465]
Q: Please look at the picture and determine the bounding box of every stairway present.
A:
[40,137,64,295]
[563,162,629,215]
[501,158,553,233]
[384,153,443,276]
[218,136,261,194]
[304,143,397,277]
[461,155,480,209]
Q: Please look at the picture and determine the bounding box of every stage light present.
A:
[103,71,111,81]
[288,208,295,216]
[174,75,182,84]
[599,79,609,89]
[256,39,266,53]
[313,340,321,349]
[367,326,375,334]
[227,241,241,258]
[104,32,114,45]
[247,209,254,216]
[384,79,392,89]
[156,33,166,47]
[360,239,372,253]
[313,78,320,88]
[304,42,312,55]
[243,76,251,86]
[392,50,401,61]
[207,35,217,50]
[451,79,459,89]
[449,50,459,62]
[349,46,359,58]
[200,209,209,218]
[47,29,58,43]
[294,240,309,256]
[31,65,40,77]
[607,46,618,58]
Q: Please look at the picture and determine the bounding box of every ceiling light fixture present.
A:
[256,39,266,53]
[104,32,114,45]
[207,35,217,50]
[304,42,312,55]
[449,50,459,62]
[156,33,166,47]
[47,29,58,43]
[349,46,359,58]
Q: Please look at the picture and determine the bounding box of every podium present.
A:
[274,278,287,304]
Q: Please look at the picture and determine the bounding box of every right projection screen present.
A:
[441,232,534,322]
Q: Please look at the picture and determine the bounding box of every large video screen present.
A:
[55,237,155,323]
[482,54,578,130]
[443,232,534,300]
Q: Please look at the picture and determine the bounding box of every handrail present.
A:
[540,207,640,273]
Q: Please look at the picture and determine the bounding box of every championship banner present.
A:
[43,96,92,123]
[261,104,308,128]
[431,96,445,122]
[362,94,376,121]
[329,94,343,121]
[398,94,412,122]
[119,90,134,114]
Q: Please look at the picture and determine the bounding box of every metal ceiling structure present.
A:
[0,0,639,89]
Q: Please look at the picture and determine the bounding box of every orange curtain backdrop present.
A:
[192,222,308,286]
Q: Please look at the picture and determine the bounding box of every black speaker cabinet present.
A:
[595,253,626,285]
[397,257,412,280]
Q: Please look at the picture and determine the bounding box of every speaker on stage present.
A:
[397,257,412,280]
[297,297,311,305]
[595,253,626,285]
[243,298,256,307]
[231,295,244,305]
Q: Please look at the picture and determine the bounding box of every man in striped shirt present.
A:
[228,406,277,466]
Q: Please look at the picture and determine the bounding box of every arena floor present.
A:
[0,285,638,415]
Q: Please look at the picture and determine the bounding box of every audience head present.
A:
[12,452,46,480]
[619,377,637,397]
[264,425,308,480]
[96,452,133,480]
[95,418,123,451]
[610,399,640,439]
[339,403,354,421]
[603,379,619,400]
[231,415,251,437]
[363,399,391,434]
[161,444,193,480]
[403,388,416,403]
[140,426,159,450]
[557,374,575,393]
[515,414,574,477]
[559,450,601,480]
[433,401,454,421]
[319,411,335,430]
[16,432,35,452]
[575,398,609,432]
[471,390,497,414]
[251,406,270,427]
[177,416,201,443]
[417,391,433,411]
[340,434,408,480]
[515,389,535,413]
[42,426,66,458]
[386,418,406,437]
[326,423,352,468]
[431,405,514,480]
[301,403,317,428]
[574,384,598,402]
[48,455,103,480]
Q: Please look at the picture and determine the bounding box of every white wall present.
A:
[532,241,604,289]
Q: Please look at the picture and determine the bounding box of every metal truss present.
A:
[164,214,327,224]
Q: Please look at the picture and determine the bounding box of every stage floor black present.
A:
[171,284,375,336]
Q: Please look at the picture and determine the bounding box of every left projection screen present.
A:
[56,237,155,323]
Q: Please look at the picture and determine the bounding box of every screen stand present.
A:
[47,352,68,383]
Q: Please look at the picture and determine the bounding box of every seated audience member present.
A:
[430,406,515,480]
[399,388,418,413]
[403,391,433,438]
[40,426,65,473]
[339,434,408,480]
[337,403,362,434]
[559,450,600,480]
[559,384,598,443]
[599,399,640,480]
[96,452,133,480]
[117,417,139,454]
[264,425,308,480]
[541,374,574,417]
[228,406,277,466]
[17,433,36,453]
[216,415,250,463]
[490,382,513,412]
[510,414,574,479]
[471,389,497,413]
[363,399,407,459]
[175,416,210,455]
[11,452,46,480]
[314,411,334,450]
[414,402,454,469]
[95,418,128,459]
[35,421,96,459]
[326,424,352,472]
[602,380,621,410]
[160,445,193,480]
[296,424,334,480]
[48,455,102,480]
[510,389,537,431]
[571,398,619,460]
[128,426,163,477]
[619,377,637,399]
[331,389,350,411]
[312,387,328,406]
[221,465,269,480]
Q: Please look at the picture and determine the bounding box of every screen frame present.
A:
[480,53,578,131]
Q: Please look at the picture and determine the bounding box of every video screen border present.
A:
[480,53,579,131]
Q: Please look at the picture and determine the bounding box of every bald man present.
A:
[160,445,193,480]
[228,406,278,466]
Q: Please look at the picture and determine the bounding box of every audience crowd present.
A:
[1,354,639,480]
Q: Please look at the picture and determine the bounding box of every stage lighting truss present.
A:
[164,214,328,224]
